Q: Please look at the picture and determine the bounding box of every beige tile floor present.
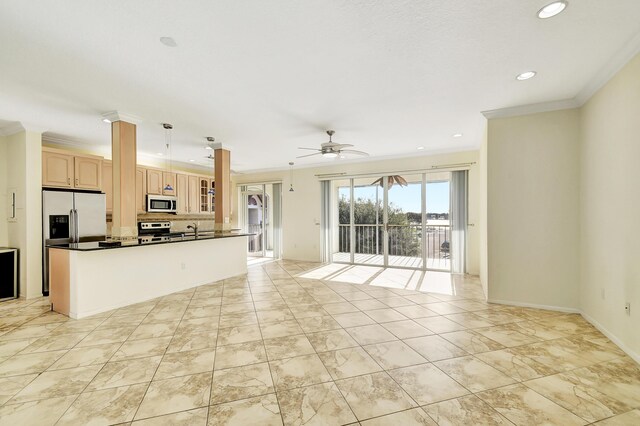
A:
[0,260,639,425]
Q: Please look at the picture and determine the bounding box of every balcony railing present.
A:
[337,224,450,259]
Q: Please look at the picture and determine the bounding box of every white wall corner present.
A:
[574,30,640,106]
[580,311,640,364]
[481,99,579,120]
[0,121,25,136]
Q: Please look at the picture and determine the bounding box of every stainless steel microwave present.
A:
[147,195,177,213]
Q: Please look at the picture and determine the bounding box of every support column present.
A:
[110,120,138,239]
[2,122,43,299]
[214,147,231,231]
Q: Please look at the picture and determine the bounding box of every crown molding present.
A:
[42,133,94,148]
[101,111,143,125]
[481,98,579,119]
[575,29,640,106]
[0,121,25,136]
[483,30,640,120]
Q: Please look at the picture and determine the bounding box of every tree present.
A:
[338,195,420,256]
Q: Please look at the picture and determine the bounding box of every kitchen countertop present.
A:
[47,232,252,252]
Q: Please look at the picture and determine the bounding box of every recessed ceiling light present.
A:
[538,1,568,19]
[452,133,463,138]
[160,37,177,47]
[417,146,425,150]
[102,118,111,124]
[189,159,195,162]
[516,71,537,81]
[156,152,163,156]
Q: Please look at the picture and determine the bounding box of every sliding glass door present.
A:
[241,183,282,259]
[352,178,384,266]
[386,174,424,268]
[330,172,453,271]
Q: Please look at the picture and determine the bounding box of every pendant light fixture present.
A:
[289,162,295,192]
[163,123,174,191]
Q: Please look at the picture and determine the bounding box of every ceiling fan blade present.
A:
[321,142,354,149]
[297,147,320,151]
[296,152,322,159]
[339,149,369,157]
[333,143,354,149]
[394,175,408,186]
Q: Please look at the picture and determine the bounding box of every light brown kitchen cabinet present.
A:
[74,156,101,190]
[42,151,74,188]
[176,174,188,214]
[210,179,215,214]
[187,175,199,214]
[162,172,177,196]
[199,177,210,213]
[136,167,147,213]
[102,161,113,213]
[146,169,163,195]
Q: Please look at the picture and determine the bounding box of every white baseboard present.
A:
[488,298,640,364]
[580,311,640,364]
[487,298,580,314]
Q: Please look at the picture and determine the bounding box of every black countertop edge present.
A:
[47,233,252,252]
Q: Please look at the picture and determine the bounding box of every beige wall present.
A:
[0,136,8,247]
[233,150,480,273]
[5,130,43,299]
[479,124,488,298]
[579,53,640,358]
[486,109,581,310]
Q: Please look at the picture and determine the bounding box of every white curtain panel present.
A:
[451,171,468,274]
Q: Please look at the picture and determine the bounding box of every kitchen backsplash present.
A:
[106,215,216,236]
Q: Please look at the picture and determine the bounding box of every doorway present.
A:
[328,172,458,272]
[240,183,282,259]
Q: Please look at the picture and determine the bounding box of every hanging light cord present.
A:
[289,162,295,192]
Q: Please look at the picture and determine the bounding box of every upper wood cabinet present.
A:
[199,177,210,213]
[74,157,101,190]
[187,175,199,214]
[176,174,188,214]
[136,167,147,213]
[43,147,214,216]
[102,161,113,213]
[42,151,74,188]
[43,149,101,190]
[162,172,177,196]
[146,169,163,195]
[210,179,215,214]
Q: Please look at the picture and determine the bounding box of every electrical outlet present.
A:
[625,303,631,316]
[601,288,605,300]
[181,262,186,270]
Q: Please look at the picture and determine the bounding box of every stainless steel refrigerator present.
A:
[42,190,106,294]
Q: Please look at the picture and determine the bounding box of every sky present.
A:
[339,181,450,214]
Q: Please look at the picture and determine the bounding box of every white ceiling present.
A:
[1,0,639,172]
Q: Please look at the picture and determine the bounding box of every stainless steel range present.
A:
[137,221,185,243]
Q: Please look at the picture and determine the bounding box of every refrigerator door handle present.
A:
[69,209,76,242]
[74,209,79,243]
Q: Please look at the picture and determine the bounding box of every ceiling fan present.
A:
[297,130,369,159]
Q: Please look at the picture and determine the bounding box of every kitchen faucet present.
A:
[186,222,199,238]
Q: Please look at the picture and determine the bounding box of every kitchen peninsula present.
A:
[48,232,248,319]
